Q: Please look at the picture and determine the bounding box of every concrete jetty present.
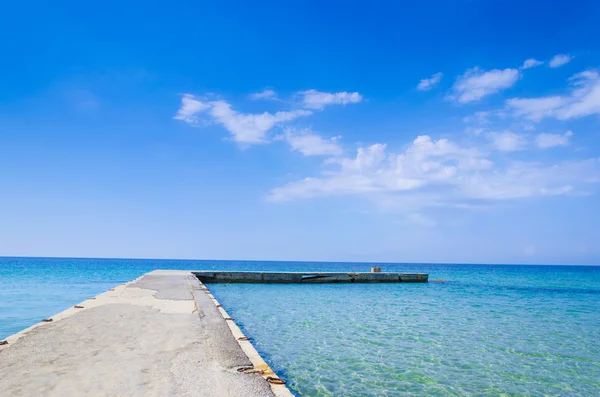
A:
[0,270,292,397]
[0,269,428,396]
[195,271,429,283]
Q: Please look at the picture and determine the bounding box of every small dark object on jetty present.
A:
[224,317,234,321]
[237,336,251,341]
[237,366,264,374]
[41,319,53,322]
[266,376,287,385]
[0,340,7,345]
[74,305,84,309]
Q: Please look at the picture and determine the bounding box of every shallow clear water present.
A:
[1,258,599,396]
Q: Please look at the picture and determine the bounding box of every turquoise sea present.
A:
[1,257,599,396]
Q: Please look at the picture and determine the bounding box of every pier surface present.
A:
[0,270,288,397]
[195,271,429,283]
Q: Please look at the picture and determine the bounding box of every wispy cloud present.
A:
[417,72,443,91]
[175,89,364,144]
[284,128,343,156]
[521,58,544,69]
[536,130,573,149]
[462,110,500,124]
[487,131,527,152]
[210,101,311,143]
[249,89,278,101]
[174,94,311,144]
[549,54,573,68]
[506,70,600,121]
[449,67,520,103]
[173,94,212,123]
[299,89,363,109]
[506,96,566,122]
[484,130,574,151]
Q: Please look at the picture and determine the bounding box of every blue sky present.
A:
[1,0,599,264]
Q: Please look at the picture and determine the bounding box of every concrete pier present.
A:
[195,271,429,283]
[0,270,292,397]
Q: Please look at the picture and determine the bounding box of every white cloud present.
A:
[506,70,600,121]
[506,96,567,121]
[459,161,589,200]
[268,135,485,201]
[174,94,311,144]
[549,54,573,68]
[331,143,388,172]
[536,130,573,149]
[267,135,599,208]
[450,67,520,103]
[284,128,343,156]
[173,94,211,123]
[558,71,600,119]
[487,131,527,152]
[249,89,278,100]
[417,72,443,91]
[466,127,486,136]
[463,110,498,124]
[521,58,544,69]
[210,101,311,143]
[299,89,363,109]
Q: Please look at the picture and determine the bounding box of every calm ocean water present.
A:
[1,257,599,396]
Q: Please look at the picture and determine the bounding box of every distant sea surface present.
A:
[1,257,599,396]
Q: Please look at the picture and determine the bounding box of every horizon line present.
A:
[0,255,598,267]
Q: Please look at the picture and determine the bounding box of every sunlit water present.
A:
[1,258,599,396]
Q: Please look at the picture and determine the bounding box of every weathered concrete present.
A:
[195,271,428,283]
[0,270,286,397]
